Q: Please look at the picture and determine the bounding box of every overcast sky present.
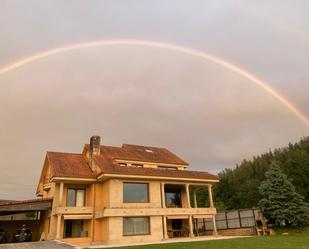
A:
[0,0,308,199]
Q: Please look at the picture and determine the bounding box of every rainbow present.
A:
[0,39,308,128]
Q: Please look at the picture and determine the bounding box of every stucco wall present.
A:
[42,177,216,245]
[106,216,163,245]
[93,218,108,242]
[92,179,163,244]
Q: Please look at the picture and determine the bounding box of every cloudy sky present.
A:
[0,1,308,199]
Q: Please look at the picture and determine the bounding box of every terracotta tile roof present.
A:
[47,152,96,179]
[94,156,219,181]
[45,144,218,182]
[84,144,188,166]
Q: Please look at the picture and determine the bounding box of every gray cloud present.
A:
[0,1,308,199]
[0,46,308,199]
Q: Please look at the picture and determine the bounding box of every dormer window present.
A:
[158,166,177,170]
[130,163,143,168]
[145,149,153,153]
[119,163,127,167]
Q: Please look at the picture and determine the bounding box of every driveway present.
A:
[0,241,75,249]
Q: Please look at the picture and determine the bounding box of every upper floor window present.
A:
[67,188,85,207]
[123,183,149,203]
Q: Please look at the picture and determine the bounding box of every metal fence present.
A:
[197,208,260,231]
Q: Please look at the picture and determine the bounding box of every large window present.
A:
[67,188,85,207]
[123,183,149,203]
[64,220,84,238]
[123,217,150,236]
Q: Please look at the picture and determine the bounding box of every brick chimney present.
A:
[89,135,101,171]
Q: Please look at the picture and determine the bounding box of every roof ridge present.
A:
[101,145,122,149]
[122,143,167,150]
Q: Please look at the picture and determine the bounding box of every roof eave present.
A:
[97,172,219,183]
[50,176,96,183]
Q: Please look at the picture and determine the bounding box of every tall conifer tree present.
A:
[258,161,308,227]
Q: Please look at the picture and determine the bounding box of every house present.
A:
[36,135,219,245]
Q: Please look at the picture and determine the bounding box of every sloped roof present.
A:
[0,198,52,215]
[84,144,188,166]
[0,198,52,207]
[47,152,96,179]
[0,200,18,205]
[44,143,218,182]
[94,155,219,181]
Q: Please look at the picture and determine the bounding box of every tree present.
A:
[214,137,309,210]
[258,161,308,227]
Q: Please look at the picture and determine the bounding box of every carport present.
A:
[0,198,52,242]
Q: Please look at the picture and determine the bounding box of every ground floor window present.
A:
[123,217,150,236]
[64,220,84,238]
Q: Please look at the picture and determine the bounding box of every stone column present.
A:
[59,182,64,206]
[91,183,96,243]
[188,215,194,237]
[55,182,64,240]
[55,214,62,240]
[163,216,168,239]
[212,215,218,236]
[161,183,166,208]
[161,183,168,239]
[193,190,198,208]
[208,184,214,207]
[185,184,191,208]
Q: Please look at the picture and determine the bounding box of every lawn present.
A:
[89,228,309,249]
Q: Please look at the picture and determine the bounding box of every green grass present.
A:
[88,228,309,249]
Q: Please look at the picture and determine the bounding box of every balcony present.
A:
[95,207,216,219]
[164,184,186,208]
[54,206,93,215]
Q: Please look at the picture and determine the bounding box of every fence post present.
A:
[238,210,242,228]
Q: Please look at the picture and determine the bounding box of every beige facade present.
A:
[36,136,219,245]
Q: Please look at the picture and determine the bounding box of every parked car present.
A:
[0,228,8,243]
[14,225,32,242]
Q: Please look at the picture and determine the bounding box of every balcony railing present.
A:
[95,207,216,219]
[54,206,93,215]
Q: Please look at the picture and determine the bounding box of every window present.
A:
[123,217,150,236]
[158,166,177,170]
[130,163,143,168]
[67,188,85,207]
[64,220,84,238]
[123,183,149,203]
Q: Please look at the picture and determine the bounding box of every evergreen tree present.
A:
[258,161,308,227]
